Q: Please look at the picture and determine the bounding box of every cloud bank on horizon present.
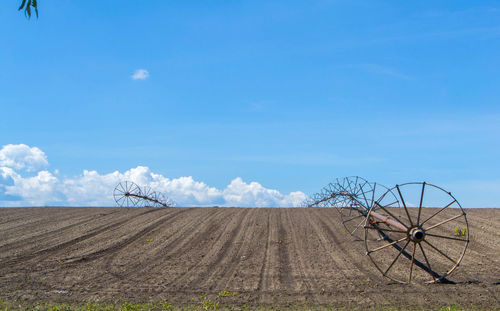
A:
[0,144,306,207]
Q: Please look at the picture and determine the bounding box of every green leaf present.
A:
[25,2,31,18]
[18,0,27,10]
[33,0,38,17]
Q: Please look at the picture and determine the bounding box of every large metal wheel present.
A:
[364,182,469,283]
[113,181,142,207]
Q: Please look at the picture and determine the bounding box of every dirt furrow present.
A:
[62,208,185,264]
[104,208,226,281]
[283,209,319,301]
[0,208,105,243]
[0,211,120,252]
[257,212,273,291]
[220,209,270,292]
[277,210,295,291]
[312,208,381,282]
[256,209,282,303]
[155,208,243,290]
[192,208,253,290]
[0,208,166,266]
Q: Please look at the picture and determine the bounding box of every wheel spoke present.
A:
[119,182,126,193]
[348,202,354,217]
[423,240,456,264]
[364,226,407,234]
[425,213,464,231]
[360,185,371,210]
[343,214,365,223]
[344,178,354,195]
[418,243,436,282]
[371,183,377,207]
[351,218,366,235]
[396,185,414,227]
[426,233,468,242]
[383,239,411,276]
[368,236,408,254]
[420,200,457,226]
[408,242,416,283]
[383,200,399,208]
[417,182,425,225]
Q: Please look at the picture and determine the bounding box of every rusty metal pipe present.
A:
[125,193,168,207]
[369,210,407,232]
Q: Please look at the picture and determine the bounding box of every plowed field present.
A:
[0,207,499,309]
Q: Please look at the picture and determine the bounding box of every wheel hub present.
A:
[409,227,425,243]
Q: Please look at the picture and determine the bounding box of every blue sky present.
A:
[1,1,499,207]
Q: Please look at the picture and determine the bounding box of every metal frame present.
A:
[304,178,469,284]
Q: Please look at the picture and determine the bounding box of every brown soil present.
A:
[0,207,498,309]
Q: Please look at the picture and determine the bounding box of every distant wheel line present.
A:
[113,181,176,208]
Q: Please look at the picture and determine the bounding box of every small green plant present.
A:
[146,238,153,243]
[120,301,155,311]
[85,302,105,311]
[200,295,219,311]
[454,226,467,237]
[155,301,174,311]
[0,299,4,310]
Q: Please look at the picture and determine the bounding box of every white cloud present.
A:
[0,144,49,172]
[0,144,306,207]
[222,177,306,207]
[150,174,223,206]
[2,168,60,204]
[131,69,150,80]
